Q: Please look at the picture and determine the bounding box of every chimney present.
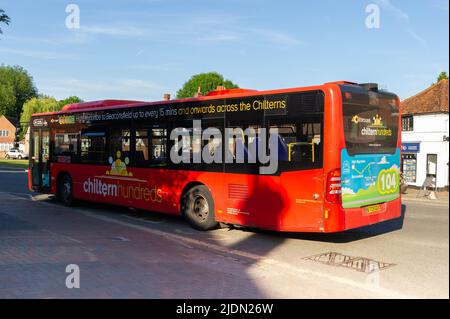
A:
[163,93,171,101]
[194,86,202,98]
[216,85,226,91]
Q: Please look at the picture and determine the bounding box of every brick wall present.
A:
[0,116,17,158]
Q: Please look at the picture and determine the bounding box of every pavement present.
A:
[401,187,449,205]
[0,166,448,299]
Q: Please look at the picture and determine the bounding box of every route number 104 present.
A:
[377,169,399,195]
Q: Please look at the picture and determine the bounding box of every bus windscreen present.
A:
[341,86,399,156]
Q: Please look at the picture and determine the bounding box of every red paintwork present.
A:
[27,168,32,191]
[32,82,402,232]
[206,88,258,96]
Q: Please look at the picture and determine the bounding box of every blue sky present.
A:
[1,0,448,102]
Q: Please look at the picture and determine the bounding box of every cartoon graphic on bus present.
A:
[106,151,133,177]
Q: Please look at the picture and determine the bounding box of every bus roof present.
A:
[31,81,361,117]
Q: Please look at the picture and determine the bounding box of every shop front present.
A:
[401,142,420,184]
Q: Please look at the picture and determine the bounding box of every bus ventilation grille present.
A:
[228,184,249,200]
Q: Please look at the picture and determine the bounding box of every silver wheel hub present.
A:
[63,181,71,200]
[192,195,209,221]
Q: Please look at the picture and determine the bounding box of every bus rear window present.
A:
[342,88,399,156]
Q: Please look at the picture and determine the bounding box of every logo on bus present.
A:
[372,114,383,127]
[33,118,47,127]
[351,115,371,124]
[107,151,133,177]
[353,114,392,137]
[82,150,163,203]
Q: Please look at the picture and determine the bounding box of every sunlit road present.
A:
[0,167,448,298]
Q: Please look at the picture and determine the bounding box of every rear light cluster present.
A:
[326,168,342,204]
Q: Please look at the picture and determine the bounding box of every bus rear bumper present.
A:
[343,197,402,231]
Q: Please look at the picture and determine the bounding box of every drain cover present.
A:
[303,252,395,273]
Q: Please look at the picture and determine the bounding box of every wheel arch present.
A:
[56,171,71,194]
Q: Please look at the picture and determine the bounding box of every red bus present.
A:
[28,81,402,232]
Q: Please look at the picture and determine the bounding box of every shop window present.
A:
[402,153,417,183]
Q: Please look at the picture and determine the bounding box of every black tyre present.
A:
[5,155,9,159]
[18,155,22,160]
[58,174,74,206]
[183,185,218,231]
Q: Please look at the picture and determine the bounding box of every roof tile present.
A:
[401,79,448,115]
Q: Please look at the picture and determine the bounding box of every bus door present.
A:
[30,128,50,190]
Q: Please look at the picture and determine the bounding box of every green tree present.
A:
[19,96,59,139]
[437,71,449,82]
[176,72,238,99]
[18,96,82,139]
[0,9,10,36]
[0,83,16,116]
[0,65,38,119]
[58,96,83,108]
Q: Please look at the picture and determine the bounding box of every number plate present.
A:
[366,204,382,214]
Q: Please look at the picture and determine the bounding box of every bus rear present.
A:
[327,84,402,231]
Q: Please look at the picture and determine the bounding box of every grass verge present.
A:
[0,159,28,169]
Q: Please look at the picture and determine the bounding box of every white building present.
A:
[401,79,449,190]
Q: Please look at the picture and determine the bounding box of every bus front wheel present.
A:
[183,185,218,231]
[58,174,74,206]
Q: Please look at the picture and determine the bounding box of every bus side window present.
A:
[109,128,131,161]
[268,119,322,170]
[80,131,106,164]
[226,124,260,162]
[150,127,167,166]
[135,129,149,165]
[53,132,78,163]
[296,121,321,164]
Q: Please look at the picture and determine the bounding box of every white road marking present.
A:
[120,214,166,224]
[174,228,230,241]
[0,170,27,173]
[42,228,84,244]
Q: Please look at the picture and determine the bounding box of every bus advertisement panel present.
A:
[340,85,400,210]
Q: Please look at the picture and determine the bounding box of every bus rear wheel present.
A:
[58,174,74,206]
[183,185,218,231]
